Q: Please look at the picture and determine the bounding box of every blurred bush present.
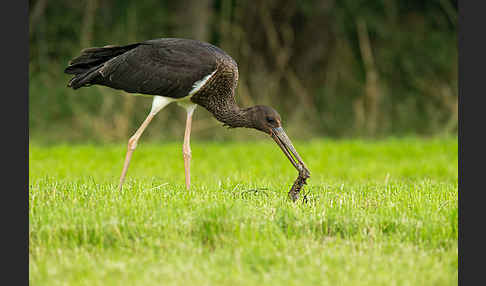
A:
[29,0,457,142]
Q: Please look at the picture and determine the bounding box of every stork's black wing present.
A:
[65,38,220,99]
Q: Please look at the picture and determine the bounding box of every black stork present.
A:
[64,38,310,191]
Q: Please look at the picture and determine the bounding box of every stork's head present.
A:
[246,105,310,178]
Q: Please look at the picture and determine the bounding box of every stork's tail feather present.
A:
[64,43,142,89]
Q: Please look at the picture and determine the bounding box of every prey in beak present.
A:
[240,105,311,201]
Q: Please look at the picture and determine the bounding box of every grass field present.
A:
[29,137,458,285]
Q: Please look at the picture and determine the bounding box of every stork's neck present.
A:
[212,102,254,129]
[188,59,254,128]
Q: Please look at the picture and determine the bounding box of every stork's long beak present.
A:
[271,127,310,178]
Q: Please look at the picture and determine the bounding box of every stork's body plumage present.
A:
[65,38,309,192]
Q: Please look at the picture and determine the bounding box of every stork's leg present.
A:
[182,104,196,190]
[118,96,172,190]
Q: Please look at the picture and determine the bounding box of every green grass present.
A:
[29,137,458,286]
